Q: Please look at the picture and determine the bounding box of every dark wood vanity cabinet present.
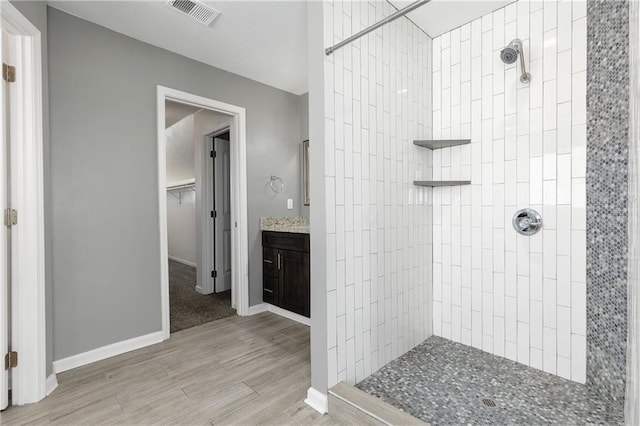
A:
[262,231,310,318]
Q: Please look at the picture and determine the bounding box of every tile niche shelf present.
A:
[413,139,472,187]
[413,139,471,149]
[414,180,472,187]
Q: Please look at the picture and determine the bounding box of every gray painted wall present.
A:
[300,93,309,141]
[9,0,53,376]
[307,1,328,395]
[48,7,302,360]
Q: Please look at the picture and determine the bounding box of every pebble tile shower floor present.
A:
[355,337,623,425]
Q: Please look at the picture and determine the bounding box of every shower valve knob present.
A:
[512,208,542,236]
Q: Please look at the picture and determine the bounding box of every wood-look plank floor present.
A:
[1,312,341,425]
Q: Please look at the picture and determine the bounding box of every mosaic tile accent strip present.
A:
[586,0,629,404]
[356,336,624,425]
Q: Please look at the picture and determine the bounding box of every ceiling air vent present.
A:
[166,0,221,26]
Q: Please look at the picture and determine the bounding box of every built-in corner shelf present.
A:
[413,180,471,187]
[413,139,471,149]
[413,139,472,187]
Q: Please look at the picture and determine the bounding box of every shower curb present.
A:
[328,382,428,426]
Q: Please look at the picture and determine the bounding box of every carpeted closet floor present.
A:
[169,259,236,333]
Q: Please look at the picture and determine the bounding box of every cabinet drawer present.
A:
[263,247,279,277]
[262,231,309,253]
[263,275,278,305]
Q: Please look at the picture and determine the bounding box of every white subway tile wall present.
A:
[323,0,433,388]
[431,0,587,382]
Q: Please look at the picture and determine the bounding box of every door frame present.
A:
[0,2,47,405]
[157,86,249,339]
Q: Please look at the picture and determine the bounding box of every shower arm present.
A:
[518,43,531,83]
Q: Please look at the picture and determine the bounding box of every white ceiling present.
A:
[166,101,200,128]
[48,1,308,95]
[390,0,514,37]
[49,1,513,97]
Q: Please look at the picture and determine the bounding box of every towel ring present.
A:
[270,175,285,193]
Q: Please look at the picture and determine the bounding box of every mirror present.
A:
[303,140,310,205]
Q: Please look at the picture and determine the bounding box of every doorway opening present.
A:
[165,104,236,333]
[157,86,250,339]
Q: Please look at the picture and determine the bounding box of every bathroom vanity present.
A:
[261,218,310,318]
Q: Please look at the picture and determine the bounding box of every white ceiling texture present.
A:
[48,1,309,95]
[165,101,200,128]
[48,1,513,95]
[391,0,514,38]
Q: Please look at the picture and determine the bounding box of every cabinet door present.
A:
[279,249,310,317]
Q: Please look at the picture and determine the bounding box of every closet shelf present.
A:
[167,183,195,192]
[167,179,195,204]
[413,139,471,149]
[413,180,471,187]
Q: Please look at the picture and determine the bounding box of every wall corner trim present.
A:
[305,387,328,414]
[45,374,58,396]
[52,331,165,374]
[0,0,47,407]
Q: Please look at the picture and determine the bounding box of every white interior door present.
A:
[214,136,231,292]
[0,28,11,411]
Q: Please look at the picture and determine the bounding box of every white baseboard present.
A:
[305,387,328,414]
[46,373,58,396]
[196,285,231,295]
[246,302,268,315]
[245,302,311,326]
[195,285,211,295]
[266,303,311,326]
[168,255,197,268]
[53,331,165,373]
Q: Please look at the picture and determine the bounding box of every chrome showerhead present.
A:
[500,39,521,64]
[501,47,518,64]
[500,39,531,83]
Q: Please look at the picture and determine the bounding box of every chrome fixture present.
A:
[501,39,531,83]
[512,208,542,236]
[325,0,432,56]
[270,175,285,193]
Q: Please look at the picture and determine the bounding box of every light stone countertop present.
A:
[260,217,310,234]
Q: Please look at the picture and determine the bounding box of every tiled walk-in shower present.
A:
[322,0,631,421]
[356,336,623,424]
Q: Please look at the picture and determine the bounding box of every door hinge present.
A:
[210,150,216,158]
[4,208,17,226]
[4,351,17,370]
[211,270,217,278]
[2,63,16,83]
[211,210,217,218]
